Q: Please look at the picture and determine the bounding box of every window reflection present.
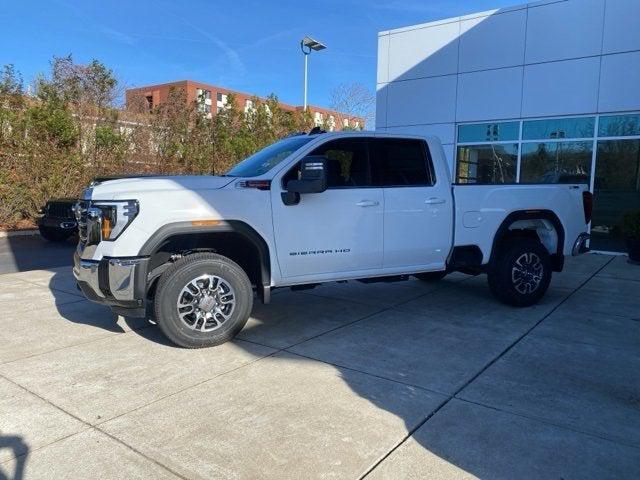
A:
[456,144,517,184]
[598,114,640,137]
[591,139,640,251]
[454,113,640,252]
[520,141,592,184]
[522,117,595,140]
[458,122,519,143]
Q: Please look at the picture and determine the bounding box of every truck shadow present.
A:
[44,264,626,478]
[1,234,76,275]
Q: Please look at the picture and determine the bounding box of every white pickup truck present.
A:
[73,131,591,347]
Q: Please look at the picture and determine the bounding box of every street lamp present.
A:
[300,36,326,111]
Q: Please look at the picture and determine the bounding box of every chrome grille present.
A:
[74,200,90,245]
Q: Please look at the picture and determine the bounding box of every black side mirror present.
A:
[287,155,328,194]
[282,155,328,206]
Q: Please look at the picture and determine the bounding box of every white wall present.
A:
[377,0,640,162]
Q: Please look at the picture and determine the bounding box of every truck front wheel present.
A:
[487,238,552,307]
[154,253,253,348]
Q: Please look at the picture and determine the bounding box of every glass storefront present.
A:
[455,113,640,252]
[592,139,640,251]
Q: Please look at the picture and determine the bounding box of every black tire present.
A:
[487,238,552,307]
[154,252,253,348]
[414,271,448,282]
[39,225,73,242]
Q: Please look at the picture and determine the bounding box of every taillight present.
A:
[582,191,593,224]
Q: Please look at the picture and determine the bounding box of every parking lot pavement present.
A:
[0,235,76,275]
[1,253,639,479]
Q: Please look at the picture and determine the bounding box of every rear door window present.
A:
[370,138,434,187]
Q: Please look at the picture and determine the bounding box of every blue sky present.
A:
[2,0,522,108]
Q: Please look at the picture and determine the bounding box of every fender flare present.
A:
[138,220,271,289]
[489,210,565,271]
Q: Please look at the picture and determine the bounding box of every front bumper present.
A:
[38,216,77,229]
[73,252,149,317]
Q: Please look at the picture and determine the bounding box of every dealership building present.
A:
[376,0,640,251]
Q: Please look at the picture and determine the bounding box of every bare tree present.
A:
[329,83,375,129]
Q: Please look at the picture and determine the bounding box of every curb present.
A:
[0,229,39,238]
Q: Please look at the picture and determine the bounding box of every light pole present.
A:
[300,36,326,111]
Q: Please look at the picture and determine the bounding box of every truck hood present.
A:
[87,175,236,200]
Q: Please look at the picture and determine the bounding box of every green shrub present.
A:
[1,57,368,229]
[621,210,640,238]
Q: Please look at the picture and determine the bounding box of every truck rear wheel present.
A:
[154,252,253,348]
[487,238,552,307]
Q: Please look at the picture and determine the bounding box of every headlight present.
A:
[92,200,139,240]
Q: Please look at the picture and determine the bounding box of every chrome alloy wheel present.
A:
[511,252,543,295]
[176,274,236,332]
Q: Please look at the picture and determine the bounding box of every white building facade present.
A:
[376,0,640,251]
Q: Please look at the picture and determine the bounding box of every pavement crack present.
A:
[455,397,640,451]
[360,256,616,478]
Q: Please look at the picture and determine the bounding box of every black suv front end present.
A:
[38,198,78,242]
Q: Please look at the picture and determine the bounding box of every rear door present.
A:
[371,137,453,271]
[271,137,384,280]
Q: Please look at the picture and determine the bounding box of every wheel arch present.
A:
[489,210,565,272]
[139,220,271,300]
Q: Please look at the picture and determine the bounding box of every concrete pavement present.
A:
[0,235,76,275]
[0,253,639,479]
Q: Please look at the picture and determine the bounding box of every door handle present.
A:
[356,200,379,207]
[425,197,446,205]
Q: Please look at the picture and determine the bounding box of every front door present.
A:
[271,137,384,280]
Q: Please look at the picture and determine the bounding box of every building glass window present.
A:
[520,141,592,184]
[458,122,519,143]
[454,112,640,252]
[591,139,640,251]
[598,114,640,137]
[522,117,594,140]
[196,89,211,101]
[520,117,595,184]
[216,93,228,110]
[456,144,518,184]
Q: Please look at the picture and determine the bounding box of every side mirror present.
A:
[286,155,328,194]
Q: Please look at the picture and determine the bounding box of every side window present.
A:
[310,139,371,188]
[282,162,301,187]
[371,139,434,187]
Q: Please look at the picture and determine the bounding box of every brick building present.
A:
[125,80,363,131]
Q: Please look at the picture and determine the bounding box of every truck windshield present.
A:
[225,136,313,177]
